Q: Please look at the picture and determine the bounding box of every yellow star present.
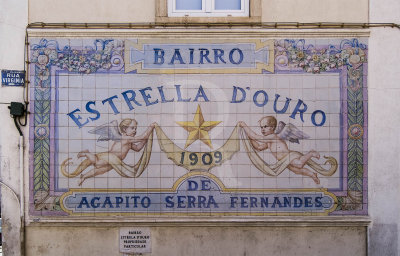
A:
[176,105,221,149]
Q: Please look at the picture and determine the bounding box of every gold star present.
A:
[176,104,221,149]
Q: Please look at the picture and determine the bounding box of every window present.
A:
[168,0,249,17]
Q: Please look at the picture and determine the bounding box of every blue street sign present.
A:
[1,70,25,86]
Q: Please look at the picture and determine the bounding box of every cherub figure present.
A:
[239,116,321,184]
[61,119,156,185]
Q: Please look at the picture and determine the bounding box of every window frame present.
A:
[168,0,249,17]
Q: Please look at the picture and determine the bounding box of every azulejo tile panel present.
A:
[29,37,368,216]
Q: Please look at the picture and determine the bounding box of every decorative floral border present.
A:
[29,38,368,215]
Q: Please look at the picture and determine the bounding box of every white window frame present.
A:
[168,0,249,17]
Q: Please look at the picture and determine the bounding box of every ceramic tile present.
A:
[29,37,368,216]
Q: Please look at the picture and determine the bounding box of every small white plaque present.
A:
[120,227,151,254]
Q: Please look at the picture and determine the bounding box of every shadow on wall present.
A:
[369,223,398,256]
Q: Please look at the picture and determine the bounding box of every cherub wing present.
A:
[276,121,310,144]
[88,120,122,142]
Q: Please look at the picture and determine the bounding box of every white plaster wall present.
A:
[0,0,28,255]
[368,0,400,255]
[28,0,156,23]
[2,0,400,255]
[26,226,366,256]
[27,0,368,24]
[262,0,369,23]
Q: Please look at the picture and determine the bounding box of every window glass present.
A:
[214,0,241,10]
[176,0,202,10]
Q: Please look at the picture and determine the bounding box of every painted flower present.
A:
[349,54,361,65]
[94,53,102,61]
[297,51,305,59]
[32,50,40,57]
[79,55,86,63]
[102,62,112,69]
[38,68,50,81]
[37,54,49,66]
[48,50,58,60]
[275,55,288,66]
[307,55,312,60]
[313,67,320,73]
[341,50,350,60]
[312,54,319,62]
[348,67,362,80]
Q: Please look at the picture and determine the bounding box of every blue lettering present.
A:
[175,85,191,102]
[229,48,243,64]
[271,197,282,208]
[274,94,291,114]
[169,49,186,65]
[311,110,326,126]
[294,197,303,208]
[157,86,174,103]
[122,90,142,110]
[305,197,313,208]
[283,197,291,207]
[315,197,323,207]
[189,48,195,64]
[165,196,174,208]
[188,196,196,208]
[177,196,186,208]
[188,180,199,191]
[240,197,248,208]
[213,49,226,64]
[201,180,211,191]
[193,85,210,102]
[139,87,159,106]
[86,101,100,121]
[77,197,90,208]
[125,196,130,208]
[250,197,258,208]
[231,86,246,103]
[102,95,120,115]
[207,196,219,208]
[199,48,212,64]
[290,100,308,122]
[230,197,238,208]
[261,197,269,208]
[131,196,140,208]
[154,48,165,64]
[253,90,269,107]
[67,109,89,128]
[141,197,151,208]
[198,196,207,208]
[90,197,100,208]
[102,197,114,208]
[115,197,123,208]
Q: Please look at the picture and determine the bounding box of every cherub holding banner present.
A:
[239,116,337,184]
[61,119,156,185]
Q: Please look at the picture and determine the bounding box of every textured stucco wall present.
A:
[26,226,366,256]
[28,0,369,24]
[368,0,400,255]
[261,0,369,23]
[28,0,156,23]
[1,0,399,255]
[0,0,28,255]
